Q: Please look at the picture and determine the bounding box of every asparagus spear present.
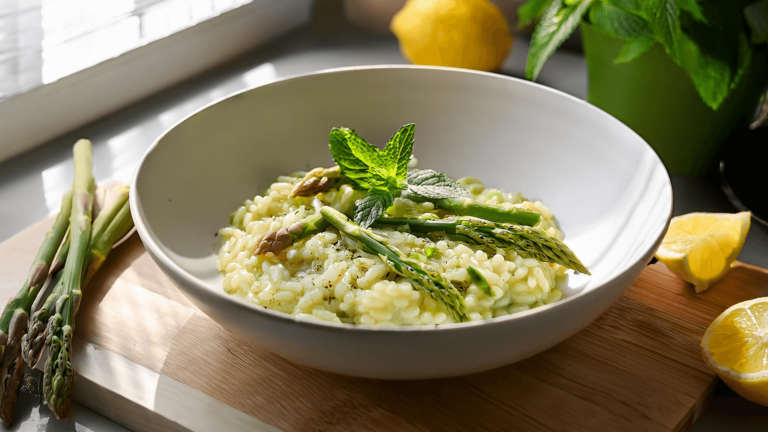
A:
[0,189,72,424]
[253,196,355,256]
[290,166,341,197]
[319,206,470,323]
[435,198,540,226]
[83,200,134,284]
[374,217,590,275]
[253,212,329,256]
[44,139,95,419]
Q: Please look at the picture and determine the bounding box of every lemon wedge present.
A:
[655,212,750,292]
[702,298,768,406]
[391,0,513,72]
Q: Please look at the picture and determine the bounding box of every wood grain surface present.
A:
[3,217,768,432]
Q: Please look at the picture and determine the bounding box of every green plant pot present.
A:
[581,23,768,175]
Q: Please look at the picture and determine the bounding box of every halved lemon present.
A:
[702,298,768,406]
[655,212,751,292]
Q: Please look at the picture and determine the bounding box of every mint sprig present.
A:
[329,125,471,227]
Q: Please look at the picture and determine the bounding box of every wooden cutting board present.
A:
[2,217,767,432]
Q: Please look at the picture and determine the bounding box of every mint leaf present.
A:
[589,2,652,39]
[329,125,415,194]
[383,124,414,185]
[732,32,753,91]
[745,0,768,43]
[675,0,752,110]
[602,0,644,16]
[402,169,472,201]
[614,35,656,63]
[517,0,554,29]
[676,0,707,23]
[329,128,386,190]
[525,0,595,81]
[678,33,731,110]
[642,0,682,63]
[354,190,395,228]
[467,266,493,297]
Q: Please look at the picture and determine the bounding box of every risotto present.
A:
[216,123,587,326]
[217,173,571,326]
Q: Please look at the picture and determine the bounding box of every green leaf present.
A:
[588,2,652,39]
[675,0,753,110]
[676,0,707,23]
[383,124,415,185]
[425,246,437,258]
[677,33,731,110]
[731,31,753,91]
[642,0,682,63]
[467,266,493,297]
[525,0,596,81]
[602,0,644,16]
[745,0,768,44]
[518,0,554,28]
[329,125,415,194]
[354,191,395,228]
[402,169,472,201]
[329,128,386,190]
[614,35,656,63]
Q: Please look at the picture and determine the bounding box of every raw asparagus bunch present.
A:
[43,193,132,420]
[22,186,131,368]
[374,217,590,275]
[319,206,470,323]
[0,189,73,424]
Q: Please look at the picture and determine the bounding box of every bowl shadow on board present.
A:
[150,305,556,431]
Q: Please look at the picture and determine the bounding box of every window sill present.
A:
[0,0,312,163]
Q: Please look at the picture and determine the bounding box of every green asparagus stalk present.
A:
[290,166,341,197]
[373,217,590,275]
[49,232,70,275]
[83,200,133,284]
[44,139,95,419]
[435,198,540,226]
[253,196,356,256]
[0,189,73,425]
[253,212,329,256]
[319,206,470,323]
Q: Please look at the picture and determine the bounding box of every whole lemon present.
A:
[391,0,513,72]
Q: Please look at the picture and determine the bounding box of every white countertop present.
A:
[1,22,767,432]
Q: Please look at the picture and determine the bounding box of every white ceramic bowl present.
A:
[130,66,672,379]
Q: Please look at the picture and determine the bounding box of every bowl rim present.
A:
[129,64,673,333]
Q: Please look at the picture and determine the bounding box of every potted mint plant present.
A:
[519,0,768,175]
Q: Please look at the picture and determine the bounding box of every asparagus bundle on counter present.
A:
[319,206,470,323]
[0,140,134,424]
